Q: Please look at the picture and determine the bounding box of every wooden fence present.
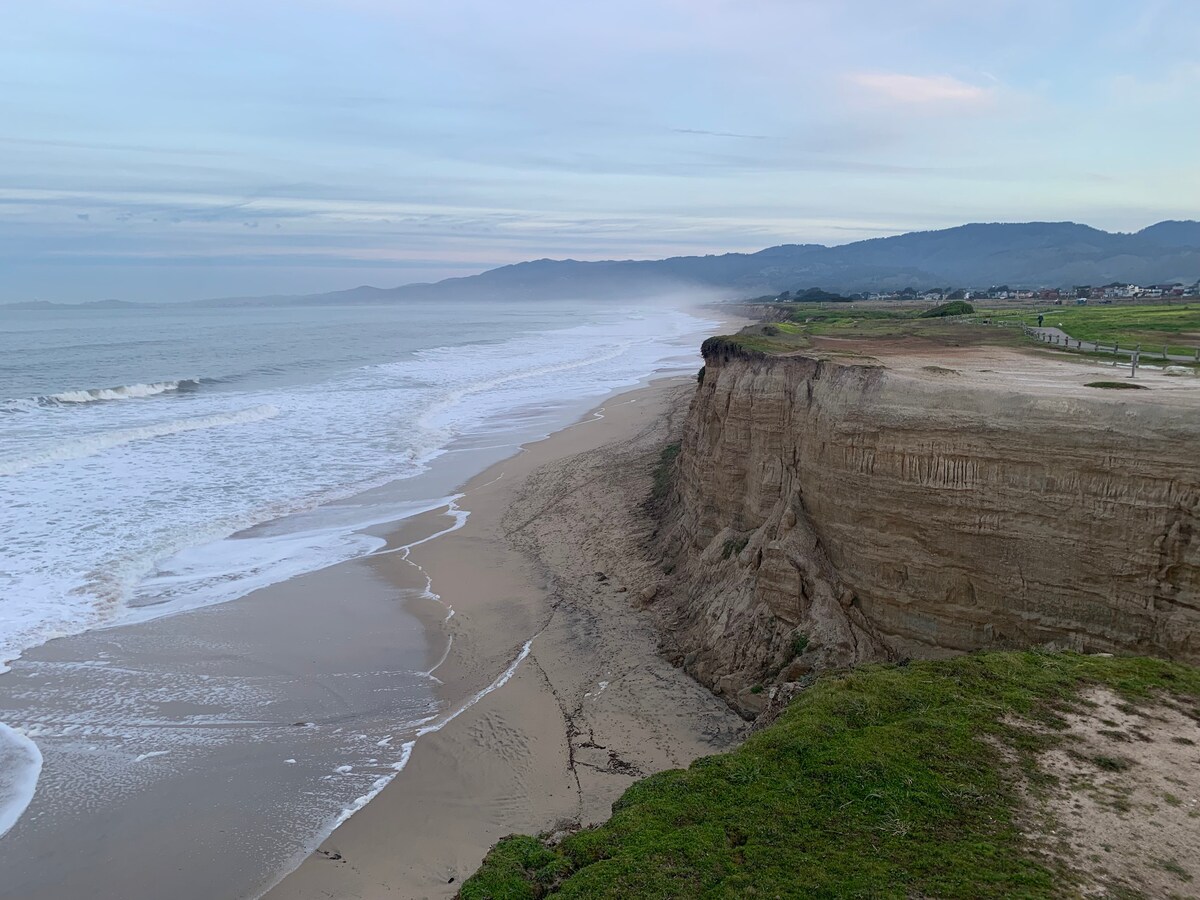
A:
[1020,326,1200,363]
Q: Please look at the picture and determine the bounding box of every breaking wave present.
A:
[0,723,42,840]
[2,379,203,411]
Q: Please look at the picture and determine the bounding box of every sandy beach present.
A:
[267,375,747,899]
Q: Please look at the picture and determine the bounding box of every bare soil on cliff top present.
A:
[1026,687,1200,898]
[811,333,1200,404]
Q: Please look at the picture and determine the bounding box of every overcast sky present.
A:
[2,0,1198,302]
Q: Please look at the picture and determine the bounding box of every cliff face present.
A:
[656,346,1200,713]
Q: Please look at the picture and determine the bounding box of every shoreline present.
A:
[0,310,738,899]
[266,374,747,899]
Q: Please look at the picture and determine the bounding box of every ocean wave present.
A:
[0,722,42,840]
[0,404,280,477]
[1,378,204,412]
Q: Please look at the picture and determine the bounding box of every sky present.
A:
[2,0,1198,302]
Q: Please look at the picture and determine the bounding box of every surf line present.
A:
[321,636,535,836]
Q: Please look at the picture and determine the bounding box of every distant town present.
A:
[767,280,1200,306]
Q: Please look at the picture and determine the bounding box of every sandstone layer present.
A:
[655,341,1200,714]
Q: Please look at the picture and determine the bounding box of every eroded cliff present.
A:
[655,342,1200,714]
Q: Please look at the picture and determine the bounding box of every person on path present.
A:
[1037,314,1044,327]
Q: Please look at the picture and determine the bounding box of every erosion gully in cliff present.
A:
[652,335,1200,716]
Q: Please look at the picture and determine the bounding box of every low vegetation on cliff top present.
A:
[704,306,1025,357]
[983,303,1200,358]
[716,300,1200,362]
[460,651,1200,899]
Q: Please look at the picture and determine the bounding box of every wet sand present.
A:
[0,369,743,900]
[0,544,447,900]
[268,376,746,899]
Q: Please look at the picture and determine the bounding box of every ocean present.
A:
[0,298,715,895]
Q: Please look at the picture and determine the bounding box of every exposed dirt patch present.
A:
[1027,687,1200,897]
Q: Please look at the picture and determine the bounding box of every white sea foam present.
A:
[1,379,200,412]
[325,639,535,833]
[0,404,279,476]
[117,495,456,629]
[0,723,42,840]
[45,379,197,404]
[0,303,716,677]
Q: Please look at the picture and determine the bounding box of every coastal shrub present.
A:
[1085,381,1147,390]
[460,651,1200,899]
[791,633,809,657]
[696,365,705,385]
[460,834,571,899]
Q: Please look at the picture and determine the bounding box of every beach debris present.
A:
[1164,366,1194,376]
[639,585,658,604]
[335,765,353,774]
[594,571,608,581]
[605,750,642,776]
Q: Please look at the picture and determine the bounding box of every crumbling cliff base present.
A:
[654,339,1200,714]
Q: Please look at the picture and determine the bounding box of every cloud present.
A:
[847,72,994,109]
[672,128,768,140]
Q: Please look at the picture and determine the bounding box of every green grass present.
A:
[460,652,1200,900]
[981,304,1200,358]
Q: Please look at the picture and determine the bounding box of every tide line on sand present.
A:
[320,489,536,835]
[327,638,535,833]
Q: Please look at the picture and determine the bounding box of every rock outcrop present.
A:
[655,343,1200,714]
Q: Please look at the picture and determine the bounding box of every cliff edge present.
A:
[653,340,1200,713]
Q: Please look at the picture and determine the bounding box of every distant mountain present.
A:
[1136,220,1200,248]
[200,219,1200,307]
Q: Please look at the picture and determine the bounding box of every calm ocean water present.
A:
[0,298,715,855]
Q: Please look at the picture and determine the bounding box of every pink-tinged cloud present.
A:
[848,72,992,107]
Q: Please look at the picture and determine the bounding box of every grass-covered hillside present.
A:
[461,652,1200,899]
